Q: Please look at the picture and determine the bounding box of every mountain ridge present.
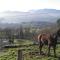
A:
[0,9,60,23]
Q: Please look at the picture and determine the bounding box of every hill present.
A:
[0,9,60,23]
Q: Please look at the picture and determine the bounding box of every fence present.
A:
[17,50,23,60]
[4,44,38,60]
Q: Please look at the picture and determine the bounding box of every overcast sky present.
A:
[0,0,60,12]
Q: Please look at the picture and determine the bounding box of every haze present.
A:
[0,0,60,12]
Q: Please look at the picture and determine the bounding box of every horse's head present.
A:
[57,28,60,37]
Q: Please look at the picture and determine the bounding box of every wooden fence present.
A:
[17,50,23,60]
[4,44,38,60]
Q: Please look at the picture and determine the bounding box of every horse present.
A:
[38,29,60,57]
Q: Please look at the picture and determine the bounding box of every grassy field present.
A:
[0,39,60,60]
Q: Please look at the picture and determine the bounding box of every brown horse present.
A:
[38,29,60,57]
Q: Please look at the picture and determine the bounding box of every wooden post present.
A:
[17,50,23,60]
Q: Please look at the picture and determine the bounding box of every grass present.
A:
[23,44,60,60]
[0,39,60,60]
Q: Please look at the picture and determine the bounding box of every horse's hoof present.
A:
[39,53,42,55]
[41,53,45,55]
[48,54,50,57]
[48,55,50,57]
[54,55,57,58]
[48,55,49,57]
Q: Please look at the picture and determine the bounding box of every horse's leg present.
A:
[48,44,51,56]
[53,45,56,57]
[39,42,43,55]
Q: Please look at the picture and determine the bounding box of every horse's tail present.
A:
[38,34,42,42]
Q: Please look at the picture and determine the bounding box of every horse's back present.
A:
[38,33,50,40]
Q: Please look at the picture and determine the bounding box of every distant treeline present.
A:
[0,18,60,44]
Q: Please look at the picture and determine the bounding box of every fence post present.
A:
[17,49,23,60]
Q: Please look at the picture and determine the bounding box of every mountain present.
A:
[29,9,60,13]
[0,9,60,23]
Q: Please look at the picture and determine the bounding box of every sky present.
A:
[0,0,60,12]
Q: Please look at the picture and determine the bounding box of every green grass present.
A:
[23,44,60,60]
[0,39,60,60]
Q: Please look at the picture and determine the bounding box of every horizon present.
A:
[1,8,60,13]
[2,8,59,12]
[0,0,60,12]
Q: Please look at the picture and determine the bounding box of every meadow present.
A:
[0,39,60,60]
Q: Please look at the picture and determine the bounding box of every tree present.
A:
[19,25,24,39]
[5,28,14,44]
[57,18,60,28]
